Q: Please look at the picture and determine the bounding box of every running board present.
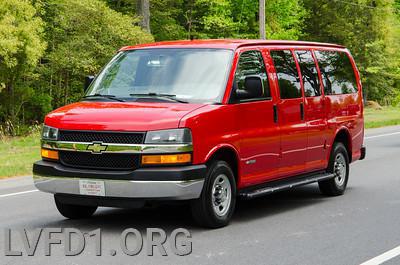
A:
[238,172,335,200]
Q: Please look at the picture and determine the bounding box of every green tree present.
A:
[301,0,400,103]
[0,0,46,130]
[150,0,187,40]
[104,0,307,41]
[153,0,306,40]
[230,0,307,39]
[38,0,153,108]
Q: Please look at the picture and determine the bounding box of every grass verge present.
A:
[364,106,400,129]
[0,134,40,178]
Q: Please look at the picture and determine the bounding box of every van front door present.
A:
[270,49,307,178]
[233,49,280,187]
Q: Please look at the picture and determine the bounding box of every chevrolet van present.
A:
[33,40,366,228]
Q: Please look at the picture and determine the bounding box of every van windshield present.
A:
[86,48,233,103]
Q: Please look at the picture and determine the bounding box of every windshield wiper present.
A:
[83,94,125,102]
[129,93,188,103]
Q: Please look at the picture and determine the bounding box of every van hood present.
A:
[45,101,206,131]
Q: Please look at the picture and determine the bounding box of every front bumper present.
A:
[33,160,206,200]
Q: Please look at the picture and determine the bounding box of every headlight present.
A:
[42,125,59,140]
[145,129,192,144]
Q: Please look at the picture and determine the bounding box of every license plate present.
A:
[79,180,105,196]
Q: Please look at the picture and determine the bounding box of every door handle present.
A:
[273,105,278,123]
[300,102,305,120]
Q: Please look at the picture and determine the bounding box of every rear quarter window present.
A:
[315,51,358,95]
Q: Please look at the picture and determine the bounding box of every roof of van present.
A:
[119,39,345,51]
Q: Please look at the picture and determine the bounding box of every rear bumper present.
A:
[360,145,366,160]
[33,160,206,200]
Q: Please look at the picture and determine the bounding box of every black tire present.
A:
[319,142,350,196]
[191,161,236,228]
[54,195,97,219]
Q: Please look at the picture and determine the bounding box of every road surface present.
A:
[1,126,400,265]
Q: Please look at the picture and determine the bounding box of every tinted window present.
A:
[271,50,302,99]
[295,50,321,97]
[234,50,270,99]
[315,51,358,95]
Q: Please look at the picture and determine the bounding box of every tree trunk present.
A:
[6,80,17,135]
[137,0,151,33]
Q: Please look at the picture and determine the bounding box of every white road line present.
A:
[0,189,38,198]
[365,131,400,140]
[360,245,400,265]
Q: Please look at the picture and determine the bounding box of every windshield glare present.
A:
[87,48,233,103]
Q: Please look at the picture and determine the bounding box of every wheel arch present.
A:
[331,127,353,162]
[204,144,240,185]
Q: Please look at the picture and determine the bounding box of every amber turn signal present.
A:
[142,153,191,165]
[41,148,59,160]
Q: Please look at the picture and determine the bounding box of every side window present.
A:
[234,50,270,100]
[271,50,302,99]
[295,50,321,97]
[315,51,358,95]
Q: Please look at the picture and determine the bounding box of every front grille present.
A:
[59,130,145,144]
[59,151,140,170]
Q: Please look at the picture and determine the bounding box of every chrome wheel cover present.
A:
[211,174,232,217]
[334,153,347,186]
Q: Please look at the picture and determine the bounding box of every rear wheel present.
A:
[54,195,97,219]
[191,161,236,228]
[319,142,349,196]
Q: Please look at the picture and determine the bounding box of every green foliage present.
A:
[265,0,307,40]
[301,0,400,104]
[149,0,306,40]
[0,0,400,134]
[150,0,187,40]
[0,0,46,80]
[38,0,153,108]
[0,0,46,132]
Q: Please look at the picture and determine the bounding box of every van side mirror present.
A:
[235,76,263,100]
[84,75,95,92]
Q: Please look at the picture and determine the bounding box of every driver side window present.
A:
[234,50,271,100]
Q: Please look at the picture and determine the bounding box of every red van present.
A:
[33,40,366,228]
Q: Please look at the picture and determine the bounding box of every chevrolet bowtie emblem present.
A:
[87,142,107,154]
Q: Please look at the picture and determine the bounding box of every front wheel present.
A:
[54,196,97,219]
[191,161,236,228]
[319,142,350,196]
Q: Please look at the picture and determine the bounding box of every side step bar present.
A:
[238,172,335,200]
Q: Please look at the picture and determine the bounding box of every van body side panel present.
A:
[317,49,364,163]
[325,93,363,160]
[348,51,364,162]
[182,44,364,191]
[178,104,243,184]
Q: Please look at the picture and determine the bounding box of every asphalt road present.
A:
[1,126,400,265]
